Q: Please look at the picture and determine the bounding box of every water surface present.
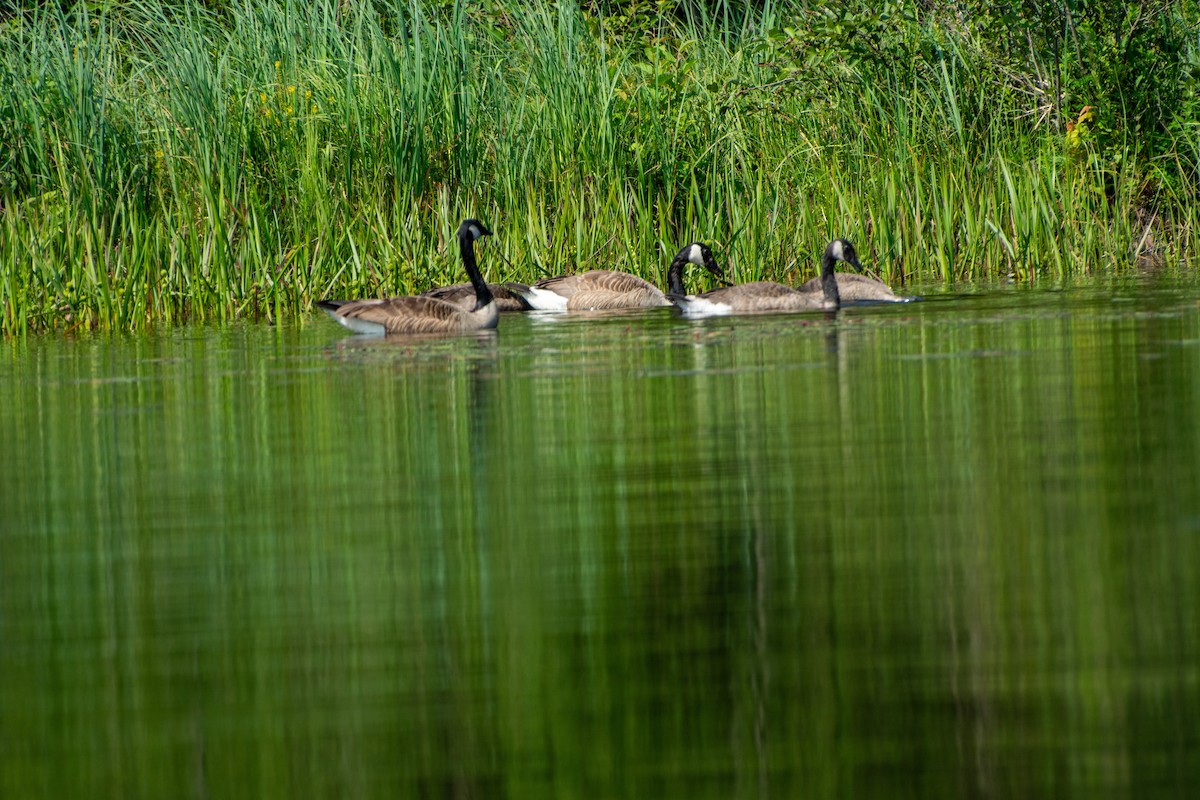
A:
[2,276,1199,798]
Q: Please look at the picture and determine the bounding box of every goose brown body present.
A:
[509,243,722,311]
[682,280,830,314]
[318,294,497,335]
[532,271,668,310]
[798,272,907,303]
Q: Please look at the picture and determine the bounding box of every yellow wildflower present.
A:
[275,60,281,70]
[287,85,295,94]
[259,92,267,104]
[1065,106,1096,150]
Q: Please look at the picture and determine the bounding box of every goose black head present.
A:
[683,242,724,280]
[458,219,493,241]
[828,238,863,271]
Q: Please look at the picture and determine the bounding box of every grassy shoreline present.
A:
[2,0,1198,335]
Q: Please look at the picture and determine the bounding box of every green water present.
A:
[3,278,1199,798]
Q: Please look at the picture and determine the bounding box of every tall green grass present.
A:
[1,0,1197,335]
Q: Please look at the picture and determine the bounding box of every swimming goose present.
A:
[506,243,723,311]
[668,239,861,317]
[317,219,498,335]
[798,266,912,303]
[420,282,532,312]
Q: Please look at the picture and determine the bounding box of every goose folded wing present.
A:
[579,271,659,294]
[799,273,898,301]
[534,270,658,297]
[568,288,657,309]
[421,283,475,303]
[532,274,581,297]
[703,281,799,300]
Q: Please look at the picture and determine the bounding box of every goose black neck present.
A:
[820,250,841,310]
[460,235,494,311]
[666,253,689,296]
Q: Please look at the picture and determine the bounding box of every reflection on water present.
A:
[2,278,1199,798]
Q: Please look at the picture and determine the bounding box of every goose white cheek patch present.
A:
[831,240,845,261]
[687,244,704,265]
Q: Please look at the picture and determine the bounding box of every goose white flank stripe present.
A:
[674,296,734,317]
[524,285,571,311]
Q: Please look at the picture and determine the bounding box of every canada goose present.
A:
[668,239,861,317]
[420,282,532,312]
[798,268,912,303]
[317,219,498,335]
[506,243,723,311]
